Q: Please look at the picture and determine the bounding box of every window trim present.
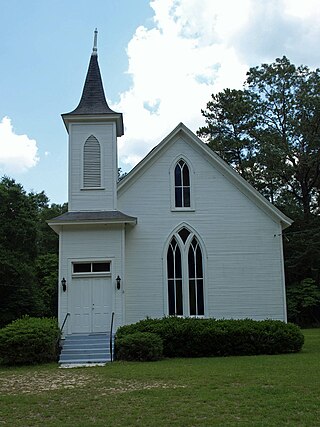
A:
[170,156,195,211]
[164,225,206,317]
[72,260,111,277]
[81,134,103,190]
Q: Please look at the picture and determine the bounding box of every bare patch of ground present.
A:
[0,370,186,395]
[99,379,187,395]
[0,370,91,395]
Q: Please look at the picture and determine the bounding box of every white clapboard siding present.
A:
[118,134,287,324]
[58,225,125,333]
[68,122,118,211]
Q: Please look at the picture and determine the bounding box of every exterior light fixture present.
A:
[116,275,121,290]
[61,277,67,292]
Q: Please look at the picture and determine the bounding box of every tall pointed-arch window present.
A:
[174,160,190,207]
[167,237,183,315]
[188,238,204,316]
[83,135,101,188]
[167,227,205,316]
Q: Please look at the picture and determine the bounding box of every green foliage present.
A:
[0,177,38,259]
[0,176,66,325]
[116,317,304,358]
[199,57,320,216]
[115,332,163,361]
[35,199,67,256]
[0,250,44,326]
[198,89,259,185]
[283,215,320,286]
[35,254,59,317]
[198,56,320,325]
[0,316,60,365]
[0,178,43,326]
[287,278,320,326]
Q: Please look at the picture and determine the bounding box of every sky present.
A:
[1,0,320,204]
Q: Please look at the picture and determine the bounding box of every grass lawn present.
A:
[0,329,319,427]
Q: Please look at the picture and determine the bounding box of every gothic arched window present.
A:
[83,135,101,188]
[167,227,204,316]
[167,237,183,316]
[174,160,190,207]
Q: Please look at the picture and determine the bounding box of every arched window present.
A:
[167,237,183,315]
[188,238,204,316]
[83,135,101,188]
[167,227,204,316]
[174,160,190,207]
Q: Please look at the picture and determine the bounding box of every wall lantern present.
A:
[116,275,121,290]
[61,277,67,292]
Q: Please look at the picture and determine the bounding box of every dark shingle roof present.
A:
[68,54,115,115]
[48,210,137,225]
[62,52,124,136]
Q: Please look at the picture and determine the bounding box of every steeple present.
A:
[92,28,98,56]
[62,29,124,136]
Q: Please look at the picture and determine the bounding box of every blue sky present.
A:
[1,0,320,204]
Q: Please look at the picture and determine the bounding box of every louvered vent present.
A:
[83,135,101,187]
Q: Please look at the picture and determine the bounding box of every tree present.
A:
[197,89,257,180]
[0,177,66,325]
[36,200,67,255]
[286,278,320,326]
[198,56,320,218]
[0,178,43,325]
[35,253,59,317]
[198,57,320,325]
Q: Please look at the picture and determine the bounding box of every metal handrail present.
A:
[60,312,70,335]
[57,312,70,355]
[110,312,115,362]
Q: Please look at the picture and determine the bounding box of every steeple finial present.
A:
[92,28,98,55]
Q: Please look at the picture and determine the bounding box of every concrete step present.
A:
[62,348,111,355]
[60,358,109,365]
[60,353,110,361]
[59,333,114,365]
[63,338,111,344]
[62,344,112,351]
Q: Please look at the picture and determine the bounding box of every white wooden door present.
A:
[92,277,112,332]
[71,276,112,333]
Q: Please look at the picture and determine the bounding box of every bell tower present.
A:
[62,29,123,212]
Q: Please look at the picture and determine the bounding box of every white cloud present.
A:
[0,116,39,174]
[114,0,320,171]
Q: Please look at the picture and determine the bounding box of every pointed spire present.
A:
[62,30,124,136]
[92,28,98,56]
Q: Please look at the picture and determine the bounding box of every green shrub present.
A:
[0,316,60,365]
[115,332,163,361]
[286,278,320,326]
[116,317,304,358]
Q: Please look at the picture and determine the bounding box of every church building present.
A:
[49,31,292,362]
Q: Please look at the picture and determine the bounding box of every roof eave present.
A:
[61,112,124,137]
[47,217,137,233]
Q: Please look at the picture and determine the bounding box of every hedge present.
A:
[0,316,60,365]
[116,317,304,358]
[116,332,163,361]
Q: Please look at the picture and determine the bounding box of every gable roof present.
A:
[61,31,124,136]
[118,122,292,229]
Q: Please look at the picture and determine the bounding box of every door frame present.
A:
[67,257,115,334]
